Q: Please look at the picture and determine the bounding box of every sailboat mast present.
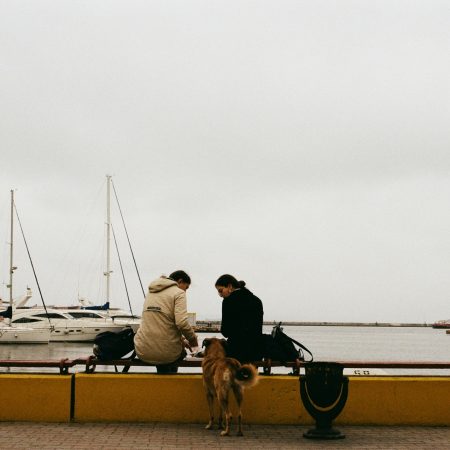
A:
[9,190,14,304]
[105,175,111,303]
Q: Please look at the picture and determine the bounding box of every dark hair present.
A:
[169,270,191,284]
[215,274,246,289]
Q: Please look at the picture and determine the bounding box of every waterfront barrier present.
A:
[1,356,450,374]
[0,358,449,425]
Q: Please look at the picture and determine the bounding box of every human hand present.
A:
[182,338,193,352]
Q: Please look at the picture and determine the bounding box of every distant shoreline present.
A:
[196,320,432,328]
[270,321,432,327]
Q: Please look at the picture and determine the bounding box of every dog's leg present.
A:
[232,384,244,436]
[205,389,215,430]
[218,390,231,436]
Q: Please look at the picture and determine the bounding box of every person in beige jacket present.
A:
[134,270,198,373]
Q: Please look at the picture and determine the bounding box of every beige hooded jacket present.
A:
[134,276,197,364]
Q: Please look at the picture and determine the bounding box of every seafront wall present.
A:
[1,374,449,425]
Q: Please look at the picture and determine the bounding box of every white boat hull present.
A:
[49,322,139,342]
[0,326,50,344]
[10,307,140,343]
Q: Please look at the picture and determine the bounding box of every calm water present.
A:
[1,325,449,375]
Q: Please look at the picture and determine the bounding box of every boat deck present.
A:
[1,421,448,449]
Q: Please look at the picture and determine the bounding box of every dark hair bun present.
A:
[238,280,246,288]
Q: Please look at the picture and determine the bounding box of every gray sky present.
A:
[1,1,450,323]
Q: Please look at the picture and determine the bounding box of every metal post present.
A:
[299,362,348,439]
[105,175,111,303]
[9,190,14,304]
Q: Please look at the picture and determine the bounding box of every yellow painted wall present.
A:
[0,373,448,425]
[75,374,210,423]
[339,377,450,425]
[0,374,72,422]
[74,374,450,426]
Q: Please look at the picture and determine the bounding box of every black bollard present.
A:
[299,361,348,439]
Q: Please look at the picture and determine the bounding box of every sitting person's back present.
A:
[134,271,198,373]
[215,274,264,363]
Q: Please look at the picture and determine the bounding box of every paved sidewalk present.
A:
[0,422,449,449]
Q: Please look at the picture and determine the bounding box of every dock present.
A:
[194,322,221,333]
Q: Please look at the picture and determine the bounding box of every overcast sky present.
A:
[1,1,449,323]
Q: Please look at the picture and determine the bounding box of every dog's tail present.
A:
[235,363,258,388]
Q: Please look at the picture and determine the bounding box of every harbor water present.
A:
[1,325,449,375]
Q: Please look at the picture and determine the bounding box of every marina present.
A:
[0,177,142,343]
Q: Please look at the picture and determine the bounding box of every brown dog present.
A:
[201,337,258,436]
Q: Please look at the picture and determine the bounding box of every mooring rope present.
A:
[111,179,145,298]
[13,202,51,326]
[111,223,133,316]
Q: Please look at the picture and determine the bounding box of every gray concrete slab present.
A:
[1,422,449,449]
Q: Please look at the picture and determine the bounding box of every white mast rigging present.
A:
[105,175,112,305]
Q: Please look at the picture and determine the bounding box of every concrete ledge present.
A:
[0,374,72,422]
[1,373,448,424]
[74,374,450,425]
[339,377,450,425]
[75,374,206,423]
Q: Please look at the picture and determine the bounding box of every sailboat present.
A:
[0,190,50,344]
[82,175,141,329]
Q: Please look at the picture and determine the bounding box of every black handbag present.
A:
[263,322,313,363]
[93,327,136,373]
[93,327,135,360]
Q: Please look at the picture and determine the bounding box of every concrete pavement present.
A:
[0,422,449,449]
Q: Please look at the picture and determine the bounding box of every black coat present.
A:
[220,287,264,362]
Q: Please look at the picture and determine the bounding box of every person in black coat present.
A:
[215,274,264,363]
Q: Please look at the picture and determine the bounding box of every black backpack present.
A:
[93,327,136,360]
[263,322,313,363]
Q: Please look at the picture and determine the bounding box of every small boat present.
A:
[0,190,50,344]
[432,320,450,329]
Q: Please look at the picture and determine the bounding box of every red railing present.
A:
[0,357,449,375]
